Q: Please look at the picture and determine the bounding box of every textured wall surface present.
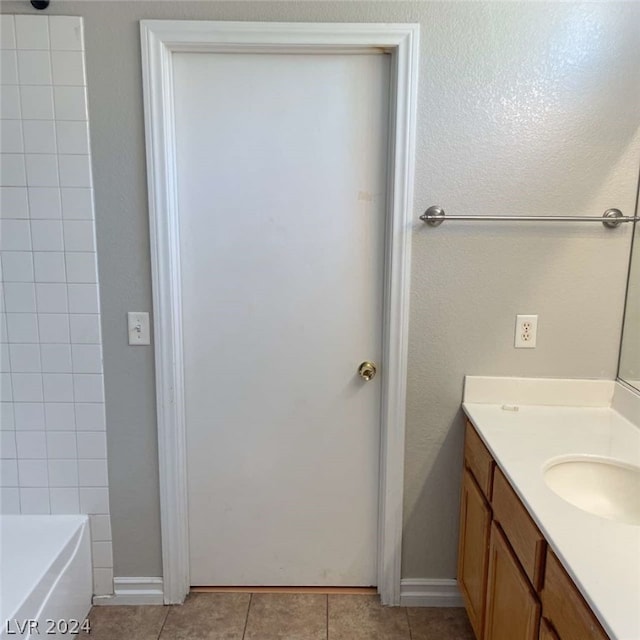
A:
[2,1,638,581]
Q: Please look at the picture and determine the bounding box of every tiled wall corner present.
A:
[0,14,113,597]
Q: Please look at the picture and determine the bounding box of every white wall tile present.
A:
[0,403,14,431]
[0,431,17,458]
[50,486,79,513]
[18,459,48,487]
[0,487,21,513]
[38,314,69,343]
[0,187,29,218]
[1,458,18,486]
[44,402,74,429]
[0,16,16,50]
[93,568,113,597]
[0,86,20,119]
[63,220,94,251]
[19,487,50,514]
[0,373,12,401]
[15,15,50,51]
[28,187,62,219]
[89,514,111,541]
[1,252,34,282]
[61,188,93,220]
[46,431,76,458]
[0,51,18,85]
[3,282,36,312]
[42,373,73,402]
[49,17,83,52]
[11,372,43,401]
[0,314,7,342]
[56,121,89,155]
[71,344,101,374]
[53,86,87,121]
[77,432,106,459]
[74,403,105,431]
[17,50,52,85]
[6,313,38,343]
[23,120,56,154]
[16,430,46,458]
[65,253,96,283]
[31,219,63,250]
[34,252,66,283]
[67,283,98,313]
[69,314,100,344]
[73,374,103,403]
[79,486,109,514]
[0,219,31,250]
[9,344,41,372]
[0,154,26,186]
[41,344,72,373]
[25,154,58,188]
[78,459,108,487]
[20,86,54,120]
[48,459,78,487]
[58,155,91,188]
[1,120,23,153]
[51,51,85,86]
[14,402,45,430]
[35,283,68,313]
[0,345,9,372]
[92,540,113,568]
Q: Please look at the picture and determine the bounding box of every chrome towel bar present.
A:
[420,206,638,229]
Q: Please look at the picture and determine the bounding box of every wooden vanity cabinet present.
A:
[457,420,610,640]
[457,468,492,638]
[541,550,608,640]
[458,422,494,639]
[484,522,540,640]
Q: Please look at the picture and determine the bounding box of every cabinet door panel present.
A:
[484,522,540,640]
[539,618,560,640]
[458,468,492,639]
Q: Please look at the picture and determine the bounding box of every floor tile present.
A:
[407,607,474,640]
[328,594,411,640]
[84,605,168,640]
[159,592,250,640]
[244,593,326,640]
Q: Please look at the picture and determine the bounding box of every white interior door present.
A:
[173,51,390,586]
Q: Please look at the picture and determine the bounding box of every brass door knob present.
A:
[358,361,377,381]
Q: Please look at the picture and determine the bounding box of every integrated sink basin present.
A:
[544,456,640,525]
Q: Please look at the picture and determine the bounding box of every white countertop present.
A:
[462,377,640,640]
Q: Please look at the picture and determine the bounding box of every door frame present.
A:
[140,20,419,606]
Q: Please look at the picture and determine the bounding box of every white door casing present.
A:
[140,20,419,605]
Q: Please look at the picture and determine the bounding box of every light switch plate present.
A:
[127,312,150,345]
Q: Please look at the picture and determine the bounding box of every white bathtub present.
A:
[0,515,92,638]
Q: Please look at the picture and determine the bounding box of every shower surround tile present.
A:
[0,14,112,597]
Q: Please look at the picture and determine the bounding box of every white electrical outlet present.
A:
[515,314,538,348]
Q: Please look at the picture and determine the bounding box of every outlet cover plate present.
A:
[515,314,537,349]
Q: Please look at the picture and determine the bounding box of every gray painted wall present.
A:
[3,1,638,581]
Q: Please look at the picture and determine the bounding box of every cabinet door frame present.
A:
[484,522,541,640]
[458,467,492,638]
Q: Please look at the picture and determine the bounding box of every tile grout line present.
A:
[325,594,329,640]
[155,605,171,640]
[405,607,413,640]
[241,593,252,640]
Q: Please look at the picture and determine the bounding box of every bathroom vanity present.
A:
[458,377,640,640]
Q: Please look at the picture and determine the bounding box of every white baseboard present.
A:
[399,579,463,607]
[93,577,164,606]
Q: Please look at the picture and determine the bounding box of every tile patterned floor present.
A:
[84,593,474,639]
